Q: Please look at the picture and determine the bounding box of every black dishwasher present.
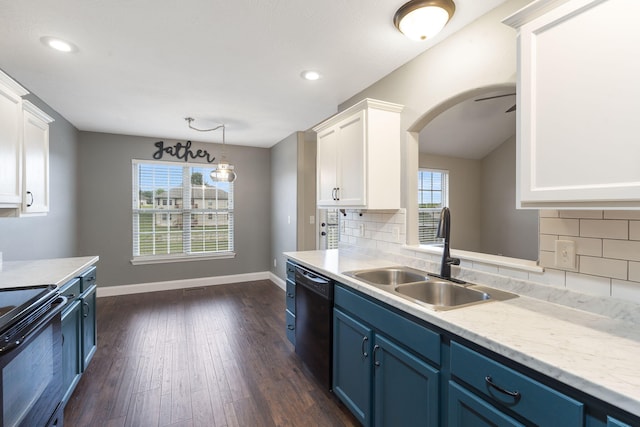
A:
[295,265,334,390]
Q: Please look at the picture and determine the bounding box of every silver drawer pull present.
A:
[485,376,521,401]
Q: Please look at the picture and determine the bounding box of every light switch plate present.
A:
[555,240,576,269]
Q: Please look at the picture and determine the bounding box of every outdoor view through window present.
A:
[132,160,234,261]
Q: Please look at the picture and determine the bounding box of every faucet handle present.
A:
[448,257,460,266]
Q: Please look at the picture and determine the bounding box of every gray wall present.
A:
[77,131,271,287]
[418,153,482,252]
[0,93,79,260]
[338,0,532,249]
[271,132,298,279]
[480,136,538,260]
[270,131,317,280]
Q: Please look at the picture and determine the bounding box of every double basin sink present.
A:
[343,266,517,311]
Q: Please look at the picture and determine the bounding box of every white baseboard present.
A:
[97,271,278,297]
[270,272,286,291]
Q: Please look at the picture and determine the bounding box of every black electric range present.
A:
[0,284,58,352]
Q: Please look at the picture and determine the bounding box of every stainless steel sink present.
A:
[394,281,489,308]
[342,266,517,310]
[344,266,429,286]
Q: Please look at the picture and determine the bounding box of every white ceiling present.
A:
[0,0,509,148]
[419,89,516,159]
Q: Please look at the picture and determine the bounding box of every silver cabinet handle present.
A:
[361,336,369,358]
[485,376,521,402]
[373,344,381,367]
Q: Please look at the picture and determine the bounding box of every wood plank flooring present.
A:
[63,280,359,427]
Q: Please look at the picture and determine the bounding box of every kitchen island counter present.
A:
[0,256,99,290]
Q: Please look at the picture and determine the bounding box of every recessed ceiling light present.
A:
[40,36,78,53]
[301,70,321,81]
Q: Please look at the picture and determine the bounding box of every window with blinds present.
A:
[418,169,448,244]
[132,160,234,262]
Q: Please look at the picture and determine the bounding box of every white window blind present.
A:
[418,169,448,244]
[132,160,234,261]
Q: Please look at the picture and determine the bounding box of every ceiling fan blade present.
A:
[505,104,516,113]
[474,93,516,102]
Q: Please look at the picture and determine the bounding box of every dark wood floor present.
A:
[64,280,359,427]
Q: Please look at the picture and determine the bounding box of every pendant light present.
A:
[393,0,456,41]
[185,117,237,183]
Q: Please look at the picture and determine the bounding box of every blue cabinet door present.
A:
[61,300,82,404]
[333,308,373,426]
[81,284,97,371]
[607,416,632,427]
[373,334,440,427]
[448,381,525,427]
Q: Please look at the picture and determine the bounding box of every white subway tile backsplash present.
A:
[539,218,579,235]
[539,234,557,252]
[539,250,556,269]
[529,268,566,288]
[630,221,640,241]
[611,280,640,304]
[559,236,602,257]
[629,262,640,283]
[566,272,611,297]
[604,211,640,220]
[344,208,640,306]
[578,256,627,280]
[580,219,628,239]
[603,240,640,262]
[539,210,559,218]
[559,210,603,219]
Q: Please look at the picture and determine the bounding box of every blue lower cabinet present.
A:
[449,341,583,427]
[333,308,373,426]
[448,381,525,427]
[61,300,82,404]
[607,416,632,427]
[333,307,440,427]
[81,284,98,370]
[373,334,439,427]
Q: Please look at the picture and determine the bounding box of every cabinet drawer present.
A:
[450,341,583,426]
[335,285,440,365]
[285,279,295,314]
[79,266,97,292]
[60,278,81,302]
[285,309,295,346]
[286,261,296,281]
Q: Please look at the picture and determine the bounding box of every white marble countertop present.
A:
[0,256,99,289]
[284,249,640,418]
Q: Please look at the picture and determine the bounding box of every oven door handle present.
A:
[0,296,68,355]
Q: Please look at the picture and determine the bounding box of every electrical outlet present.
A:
[555,240,576,269]
[310,215,315,225]
[273,258,277,268]
[358,223,365,237]
[393,226,400,242]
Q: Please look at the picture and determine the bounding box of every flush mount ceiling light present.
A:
[40,36,78,53]
[393,0,456,41]
[185,117,237,183]
[301,70,321,81]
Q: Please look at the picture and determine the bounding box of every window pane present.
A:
[133,161,234,259]
[418,169,448,244]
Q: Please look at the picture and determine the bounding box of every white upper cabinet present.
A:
[504,0,640,208]
[0,70,28,209]
[22,101,54,216]
[314,99,403,209]
[0,70,53,217]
